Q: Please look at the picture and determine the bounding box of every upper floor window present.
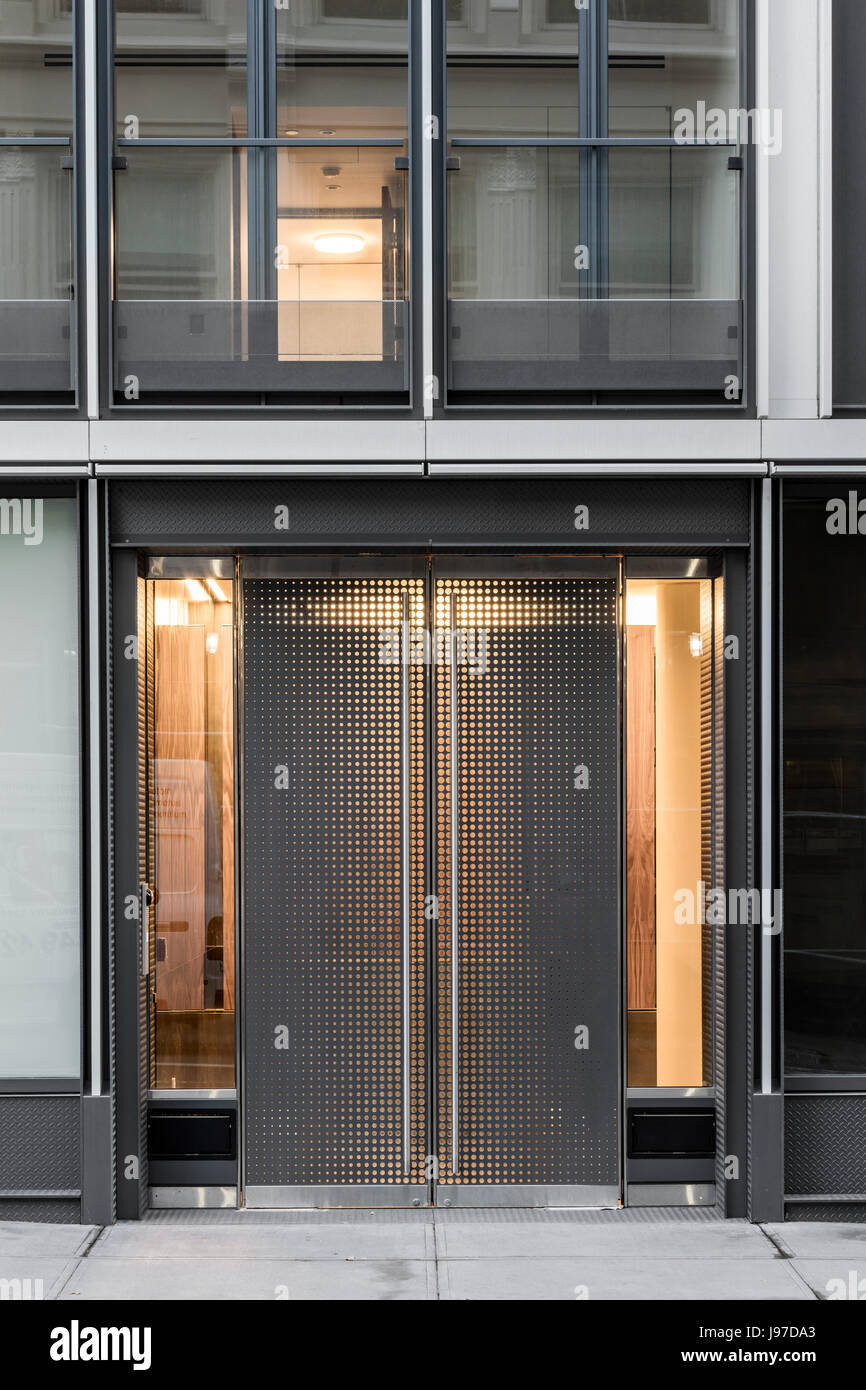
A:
[111,0,410,406]
[0,1,75,406]
[444,0,743,407]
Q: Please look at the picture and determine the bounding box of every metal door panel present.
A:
[240,571,427,1205]
[433,572,620,1202]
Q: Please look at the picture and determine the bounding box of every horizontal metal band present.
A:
[244,1185,429,1209]
[149,1088,237,1101]
[242,554,428,579]
[0,1189,81,1199]
[428,462,769,478]
[433,554,617,578]
[435,1185,620,1209]
[149,1187,237,1209]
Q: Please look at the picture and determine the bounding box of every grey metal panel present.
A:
[785,1095,866,1197]
[448,300,741,395]
[109,479,751,546]
[0,1097,80,1191]
[833,2,866,409]
[434,574,620,1195]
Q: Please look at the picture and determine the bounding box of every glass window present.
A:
[0,2,75,398]
[112,1,409,403]
[784,494,866,1075]
[0,498,80,1081]
[447,0,579,139]
[445,0,743,404]
[609,0,739,136]
[114,0,248,138]
[626,576,716,1088]
[149,574,235,1089]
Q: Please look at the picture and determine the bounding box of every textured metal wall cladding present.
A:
[109,479,751,545]
[0,1199,80,1224]
[786,1203,866,1223]
[785,1096,866,1196]
[0,1097,81,1191]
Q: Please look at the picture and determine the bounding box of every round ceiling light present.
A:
[313,232,364,255]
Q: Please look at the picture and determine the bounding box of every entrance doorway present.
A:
[239,556,620,1207]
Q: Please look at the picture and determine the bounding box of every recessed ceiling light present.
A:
[313,231,364,255]
[320,128,335,136]
[285,128,299,136]
[327,183,341,191]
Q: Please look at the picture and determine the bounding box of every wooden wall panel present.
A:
[627,624,656,1012]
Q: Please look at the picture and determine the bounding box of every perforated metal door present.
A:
[433,567,620,1205]
[241,558,620,1209]
[241,563,428,1206]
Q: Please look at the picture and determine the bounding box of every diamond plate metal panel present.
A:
[109,479,750,546]
[0,1097,80,1192]
[242,575,427,1189]
[785,1096,866,1197]
[434,575,619,1190]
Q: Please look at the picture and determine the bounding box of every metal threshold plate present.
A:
[244,1185,430,1210]
[435,1185,621,1209]
[150,1186,238,1210]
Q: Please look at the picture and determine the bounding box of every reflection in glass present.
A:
[609,147,739,300]
[626,578,714,1088]
[114,0,248,137]
[447,0,579,138]
[609,0,739,136]
[0,499,80,1079]
[150,577,235,1090]
[0,0,73,137]
[276,0,408,140]
[784,498,866,1075]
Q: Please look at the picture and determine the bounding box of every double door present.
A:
[240,556,620,1207]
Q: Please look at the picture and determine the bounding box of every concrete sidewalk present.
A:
[1,1209,863,1301]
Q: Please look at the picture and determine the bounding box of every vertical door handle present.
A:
[450,593,459,1175]
[139,882,153,977]
[401,592,412,1175]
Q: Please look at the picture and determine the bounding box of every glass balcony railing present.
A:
[0,146,74,394]
[113,144,408,399]
[447,142,741,397]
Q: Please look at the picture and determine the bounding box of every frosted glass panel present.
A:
[0,498,80,1080]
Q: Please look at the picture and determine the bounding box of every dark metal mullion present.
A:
[577,1,593,300]
[595,0,610,303]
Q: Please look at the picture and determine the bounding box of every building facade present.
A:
[0,0,862,1225]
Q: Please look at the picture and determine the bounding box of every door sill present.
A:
[435,1184,621,1209]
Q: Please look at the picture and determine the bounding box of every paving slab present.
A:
[0,1223,95,1259]
[438,1257,813,1302]
[789,1260,866,1301]
[0,1257,83,1301]
[93,1220,435,1262]
[764,1222,866,1260]
[58,1256,434,1301]
[436,1217,772,1260]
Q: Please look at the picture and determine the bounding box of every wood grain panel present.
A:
[154,622,207,1014]
[627,624,656,1012]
